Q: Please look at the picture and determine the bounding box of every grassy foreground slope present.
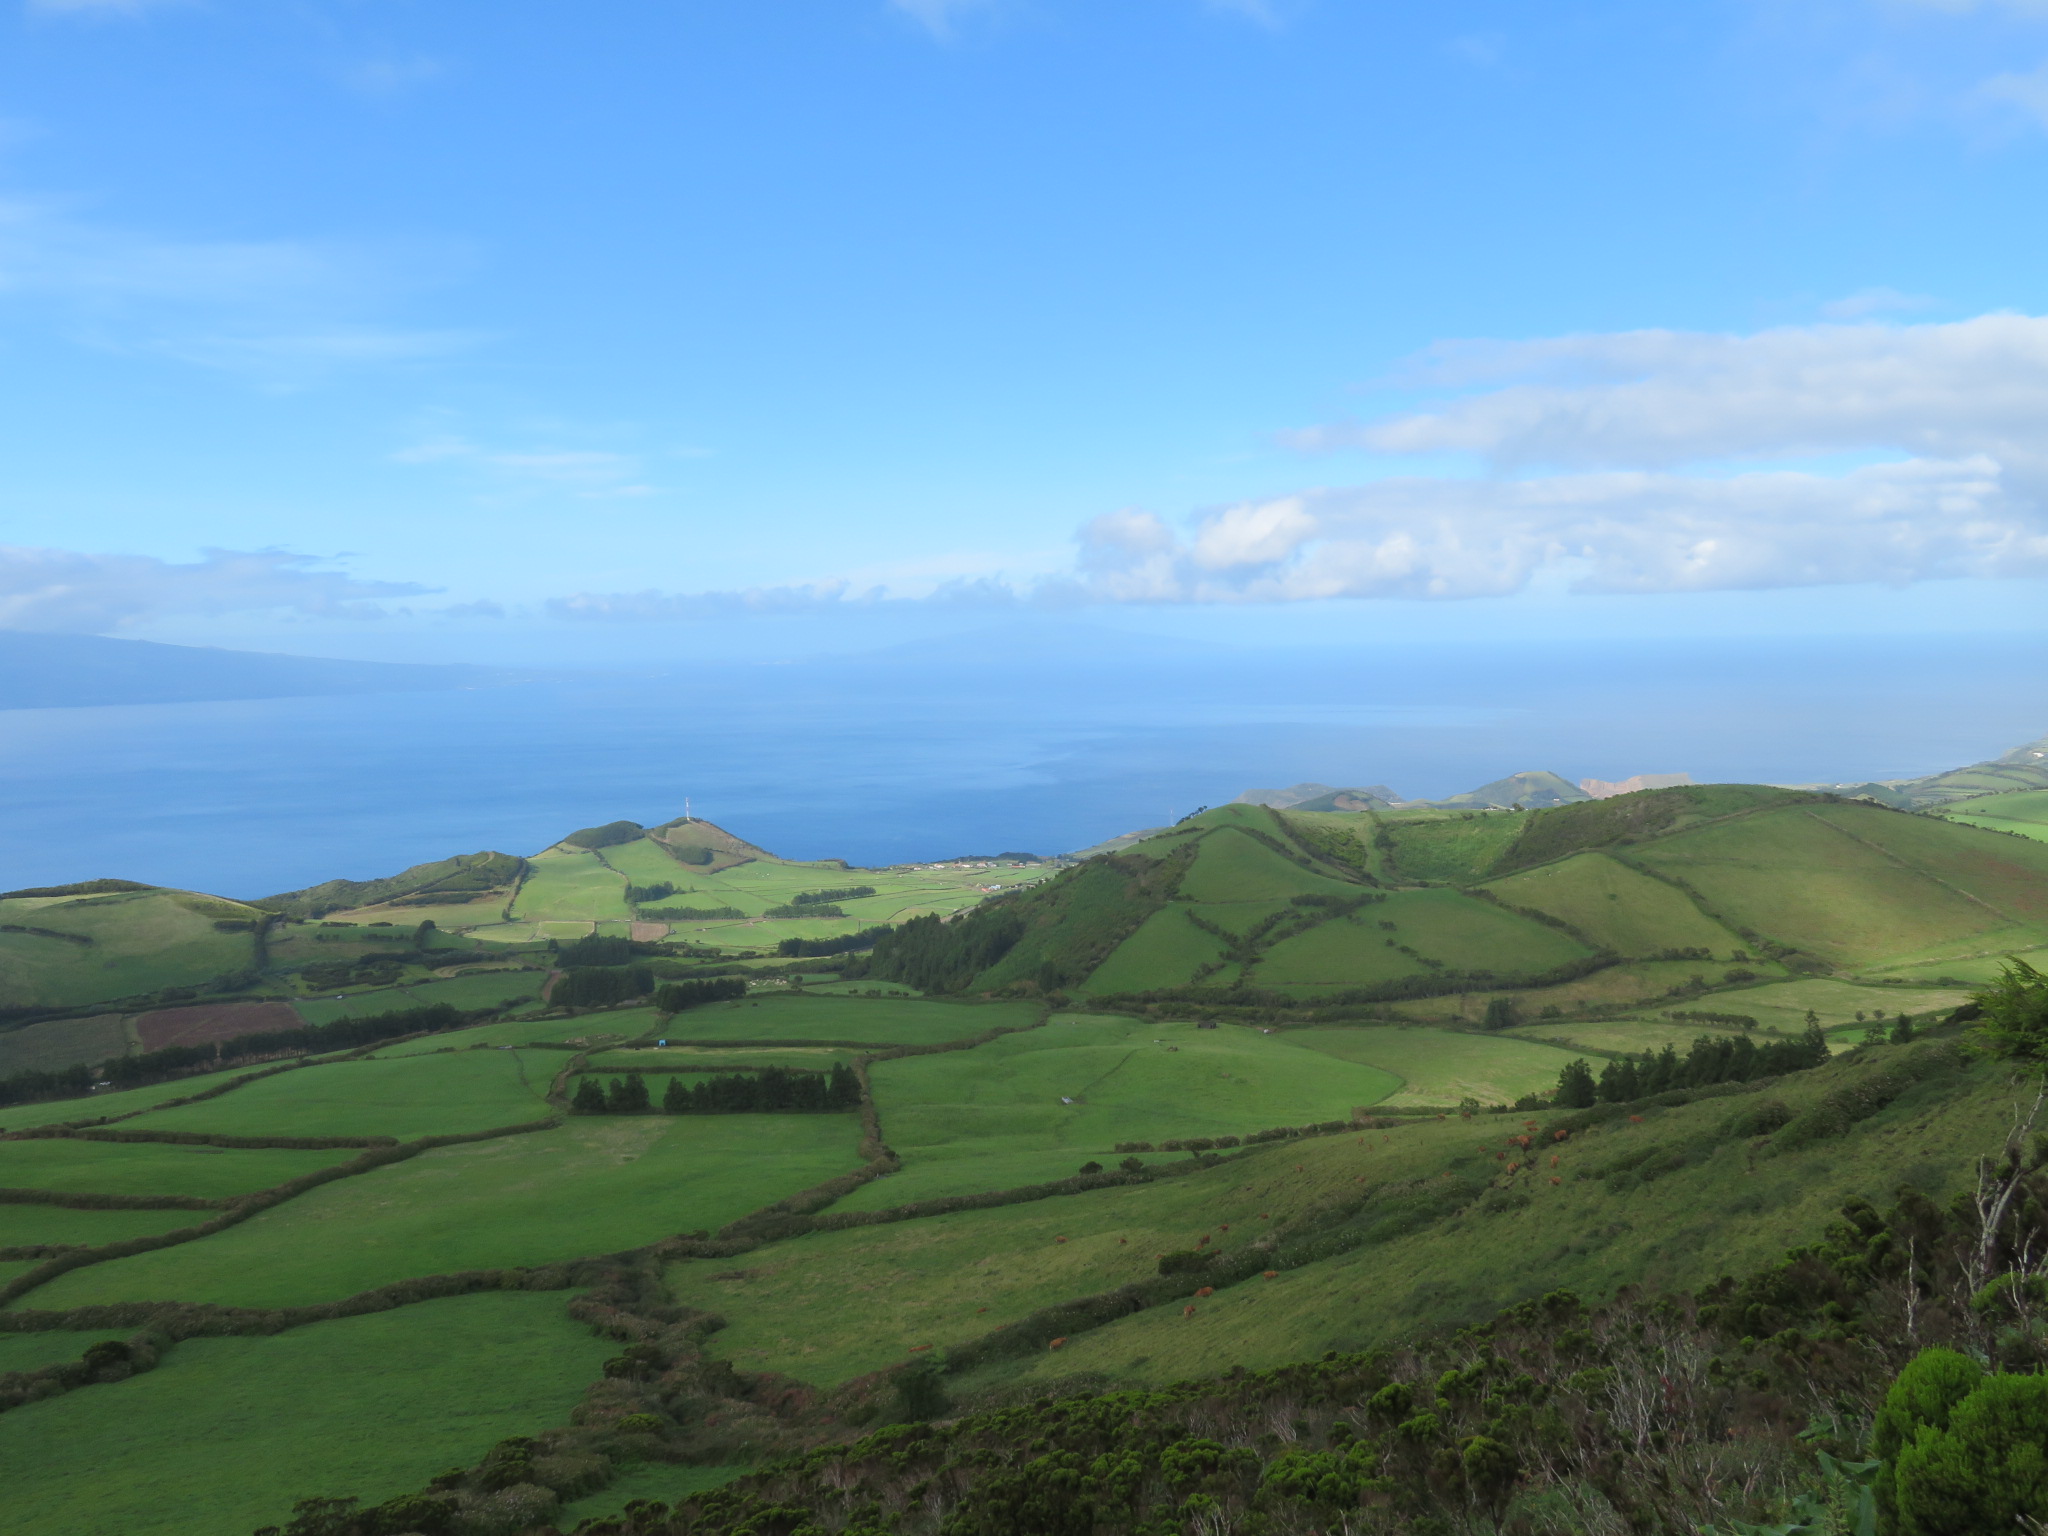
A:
[0,1293,611,1536]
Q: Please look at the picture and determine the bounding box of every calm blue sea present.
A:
[0,634,2042,899]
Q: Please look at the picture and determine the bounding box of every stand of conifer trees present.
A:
[651,976,748,1011]
[1551,1023,1832,1108]
[571,1064,860,1115]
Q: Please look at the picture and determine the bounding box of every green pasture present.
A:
[121,1051,550,1141]
[374,1015,633,1056]
[330,895,512,927]
[990,1043,2011,1392]
[1175,827,1363,905]
[1259,888,1589,997]
[0,1203,200,1251]
[595,835,707,889]
[291,969,546,1025]
[0,1062,274,1132]
[830,1015,1399,1212]
[1379,888,1590,972]
[1631,803,2048,968]
[1392,958,1787,1025]
[666,1126,1404,1386]
[1827,802,2048,920]
[0,1291,611,1536]
[1253,912,1429,994]
[653,993,1036,1047]
[1685,977,1972,1033]
[509,849,632,924]
[1507,1021,1750,1056]
[0,890,258,1011]
[28,1115,859,1311]
[0,1013,129,1077]
[581,1045,856,1073]
[1485,851,1744,956]
[1940,788,2048,844]
[0,1139,350,1199]
[1865,948,2048,985]
[1284,1026,1581,1106]
[265,924,423,967]
[1380,811,1525,884]
[1080,906,1231,995]
[0,1328,118,1375]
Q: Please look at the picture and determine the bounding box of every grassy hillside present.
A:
[1483,849,1747,955]
[0,889,261,1012]
[0,922,2032,1536]
[1937,786,2048,843]
[0,1293,609,1536]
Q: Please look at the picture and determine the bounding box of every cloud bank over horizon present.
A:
[552,312,2048,618]
[13,313,2048,635]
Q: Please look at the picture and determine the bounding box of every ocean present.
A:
[0,632,2042,899]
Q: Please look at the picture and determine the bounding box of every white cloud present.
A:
[1052,455,2045,602]
[393,436,658,499]
[889,0,991,36]
[1821,285,1936,319]
[547,310,2048,615]
[1300,313,2048,479]
[0,197,474,383]
[1982,58,2048,126]
[0,546,428,633]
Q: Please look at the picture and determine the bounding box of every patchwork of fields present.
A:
[2,785,2044,1534]
[2,985,1739,1533]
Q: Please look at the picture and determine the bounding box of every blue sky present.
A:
[4,0,2048,662]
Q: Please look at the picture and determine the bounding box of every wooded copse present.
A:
[570,1063,861,1115]
[1550,1023,1835,1108]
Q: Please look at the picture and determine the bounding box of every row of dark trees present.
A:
[652,976,748,1011]
[790,886,875,906]
[570,1063,861,1115]
[1551,1023,1833,1107]
[0,1003,467,1110]
[775,926,890,958]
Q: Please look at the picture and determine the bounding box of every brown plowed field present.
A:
[134,1000,304,1051]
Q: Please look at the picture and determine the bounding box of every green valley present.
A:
[5,758,2048,1535]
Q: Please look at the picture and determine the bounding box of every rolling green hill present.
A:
[851,787,2048,1027]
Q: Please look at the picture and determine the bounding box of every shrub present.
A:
[1893,1371,2048,1536]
